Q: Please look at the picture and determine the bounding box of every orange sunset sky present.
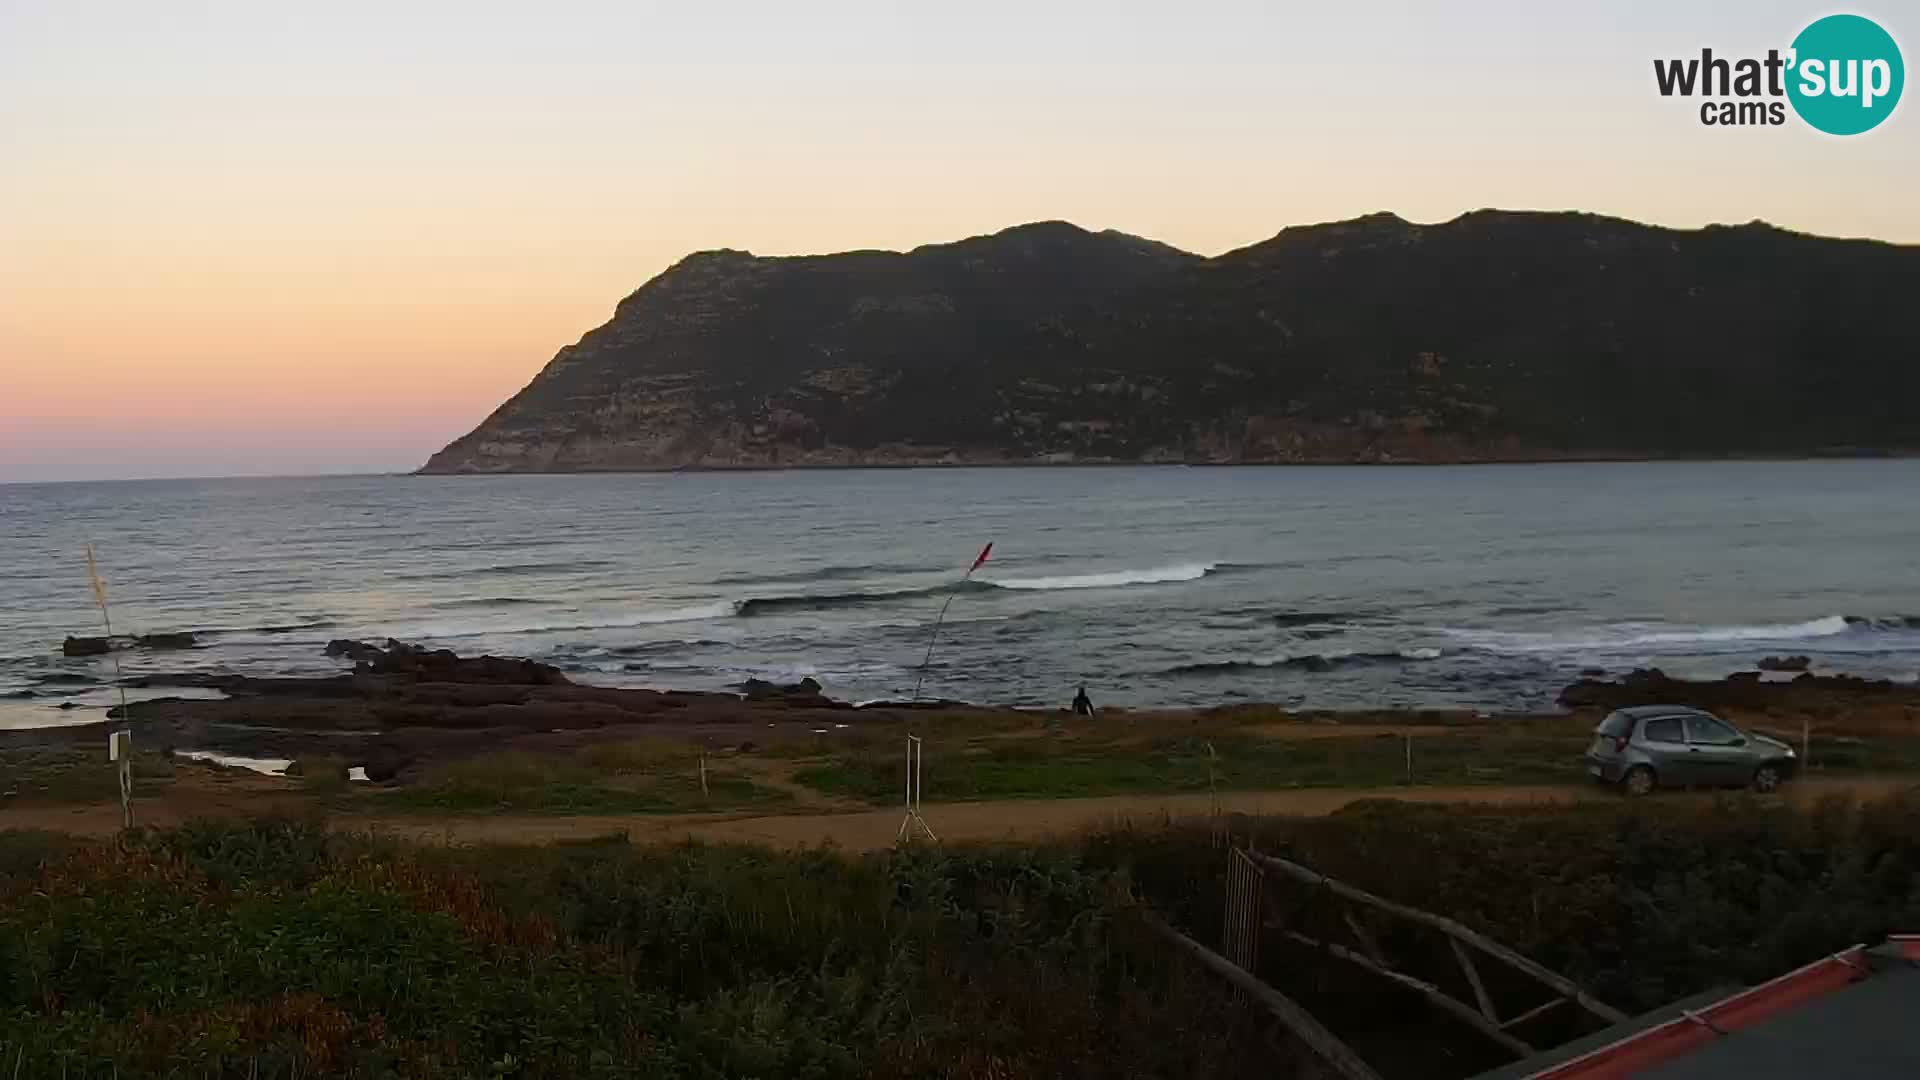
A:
[3,1,1915,482]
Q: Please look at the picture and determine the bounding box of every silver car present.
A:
[1585,705,1797,796]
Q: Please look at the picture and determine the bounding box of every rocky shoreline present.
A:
[9,639,1920,784]
[1558,667,1920,734]
[0,640,997,782]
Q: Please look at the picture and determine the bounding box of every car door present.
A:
[1637,715,1691,783]
[1683,714,1751,786]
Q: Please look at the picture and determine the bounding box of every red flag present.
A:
[969,542,993,573]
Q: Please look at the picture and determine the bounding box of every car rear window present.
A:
[1597,711,1636,736]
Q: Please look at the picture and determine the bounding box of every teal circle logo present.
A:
[1787,14,1904,135]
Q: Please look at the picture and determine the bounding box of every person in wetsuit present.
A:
[1071,686,1094,717]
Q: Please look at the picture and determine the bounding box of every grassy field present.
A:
[375,746,793,815]
[12,718,1920,820]
[0,747,176,802]
[789,724,1920,804]
[4,789,1919,1078]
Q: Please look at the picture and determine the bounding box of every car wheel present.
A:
[1623,766,1656,797]
[1753,765,1782,794]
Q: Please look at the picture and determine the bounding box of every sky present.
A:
[2,0,1916,482]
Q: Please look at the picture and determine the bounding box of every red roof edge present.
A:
[1891,934,1920,962]
[1524,945,1877,1079]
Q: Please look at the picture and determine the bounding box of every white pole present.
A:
[898,736,936,843]
[88,544,134,829]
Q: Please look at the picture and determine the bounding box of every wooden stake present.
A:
[1142,910,1382,1080]
[1246,850,1629,1024]
[1343,910,1388,967]
[1281,929,1533,1058]
[1451,937,1499,1022]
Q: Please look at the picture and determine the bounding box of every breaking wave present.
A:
[1161,647,1443,677]
[735,586,953,616]
[985,562,1219,591]
[733,562,1225,615]
[1446,615,1858,654]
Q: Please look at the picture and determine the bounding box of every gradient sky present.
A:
[3,0,1915,482]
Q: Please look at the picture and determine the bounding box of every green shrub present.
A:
[0,822,1270,1078]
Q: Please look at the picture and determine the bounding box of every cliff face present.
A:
[420,212,1920,472]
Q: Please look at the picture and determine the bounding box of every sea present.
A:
[3,462,1918,730]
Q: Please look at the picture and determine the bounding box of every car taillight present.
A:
[1612,735,1629,752]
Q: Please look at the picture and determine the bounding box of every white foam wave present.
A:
[175,749,372,782]
[174,750,293,776]
[1447,615,1853,654]
[988,562,1216,591]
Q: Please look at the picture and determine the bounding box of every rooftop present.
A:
[1480,938,1920,1080]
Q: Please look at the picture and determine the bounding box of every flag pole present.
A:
[911,543,992,703]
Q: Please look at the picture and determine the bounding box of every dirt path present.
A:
[347,785,1602,850]
[340,775,1920,849]
[10,775,1911,851]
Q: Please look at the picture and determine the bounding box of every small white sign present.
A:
[108,730,130,762]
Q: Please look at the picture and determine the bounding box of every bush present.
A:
[0,822,1275,1078]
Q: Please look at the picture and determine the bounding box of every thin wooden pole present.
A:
[1281,930,1533,1058]
[1246,851,1629,1024]
[1451,937,1499,1022]
[1498,996,1570,1032]
[1343,910,1388,967]
[1141,911,1383,1080]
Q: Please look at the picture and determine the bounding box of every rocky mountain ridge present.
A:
[421,211,1920,472]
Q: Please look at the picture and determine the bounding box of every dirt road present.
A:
[6,775,1913,852]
